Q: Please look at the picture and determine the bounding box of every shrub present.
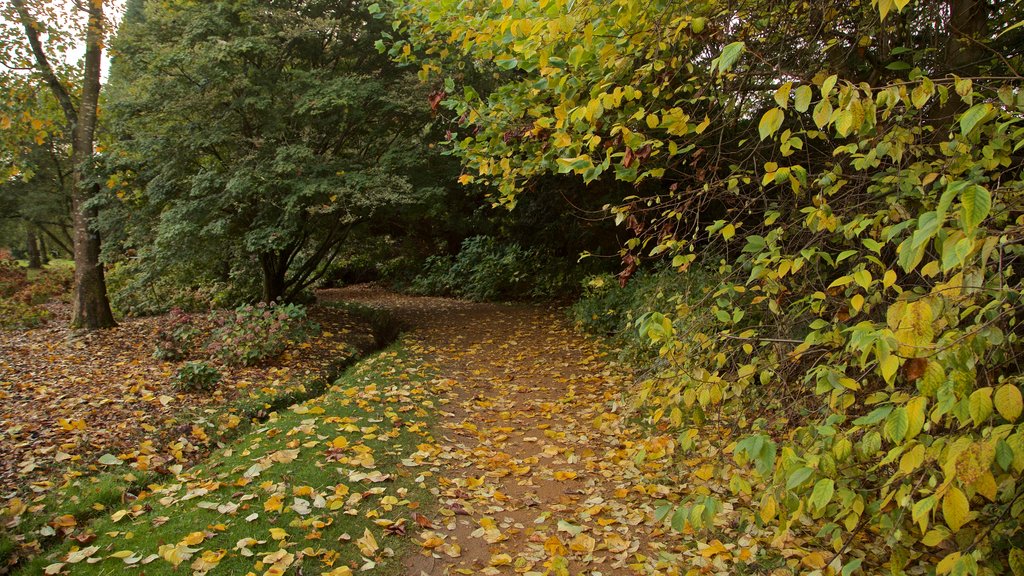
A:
[410,235,579,301]
[173,361,221,392]
[206,302,318,367]
[572,267,717,364]
[153,309,200,361]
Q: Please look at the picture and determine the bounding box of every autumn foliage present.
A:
[384,0,1024,572]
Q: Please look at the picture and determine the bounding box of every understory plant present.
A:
[173,361,221,392]
[206,303,318,367]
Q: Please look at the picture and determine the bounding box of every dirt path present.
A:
[322,286,679,576]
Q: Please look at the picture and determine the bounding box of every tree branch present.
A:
[11,0,79,127]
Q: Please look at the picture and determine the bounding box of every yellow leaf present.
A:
[937,552,961,575]
[890,299,934,357]
[569,533,596,554]
[553,470,577,481]
[883,269,897,288]
[720,224,736,240]
[490,553,513,566]
[851,293,865,313]
[191,549,226,572]
[181,531,206,546]
[760,494,777,523]
[356,528,378,557]
[52,515,77,528]
[995,385,1023,422]
[269,528,288,541]
[109,550,134,559]
[323,567,353,576]
[942,487,970,532]
[906,396,927,439]
[265,493,284,513]
[899,444,925,475]
[157,543,197,567]
[801,551,826,569]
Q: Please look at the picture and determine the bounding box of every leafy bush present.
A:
[106,260,255,317]
[572,267,718,364]
[153,309,200,361]
[206,302,318,367]
[410,235,578,301]
[173,361,221,392]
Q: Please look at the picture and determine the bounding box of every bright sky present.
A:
[62,0,125,79]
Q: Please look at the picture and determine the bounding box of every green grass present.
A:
[15,343,436,575]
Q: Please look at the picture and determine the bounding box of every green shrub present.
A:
[206,302,318,366]
[572,267,717,363]
[153,309,201,360]
[410,235,578,301]
[173,361,221,392]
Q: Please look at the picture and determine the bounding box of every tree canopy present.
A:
[102,0,436,303]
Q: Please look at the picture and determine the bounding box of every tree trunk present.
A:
[260,252,287,303]
[26,226,42,269]
[13,0,116,328]
[38,232,49,265]
[929,0,989,126]
[68,1,116,329]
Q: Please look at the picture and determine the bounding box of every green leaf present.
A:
[794,85,813,113]
[717,42,745,73]
[841,558,863,576]
[367,3,381,15]
[758,107,784,140]
[885,407,909,443]
[98,454,122,466]
[959,103,992,135]
[912,495,936,531]
[809,478,834,511]
[786,466,814,489]
[959,185,991,234]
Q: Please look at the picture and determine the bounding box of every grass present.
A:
[14,343,436,575]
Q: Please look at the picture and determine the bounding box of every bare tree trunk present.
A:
[13,0,116,329]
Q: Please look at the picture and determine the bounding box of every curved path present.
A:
[322,286,679,576]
